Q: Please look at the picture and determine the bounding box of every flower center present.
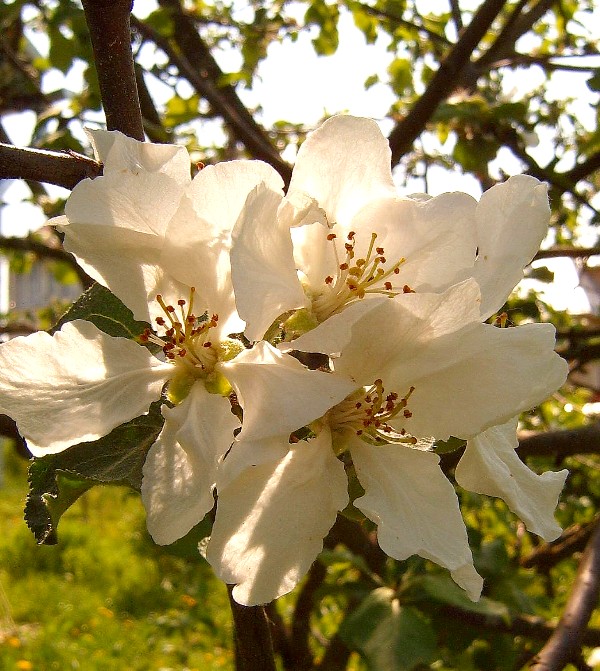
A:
[141,287,220,374]
[311,231,412,322]
[327,379,417,452]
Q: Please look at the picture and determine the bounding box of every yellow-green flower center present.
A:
[141,287,241,403]
[326,379,417,453]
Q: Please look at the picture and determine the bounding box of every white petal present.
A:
[455,418,567,541]
[473,176,550,318]
[330,280,483,384]
[315,281,567,440]
[219,341,357,440]
[161,161,284,304]
[207,428,348,605]
[60,170,187,321]
[279,296,389,355]
[186,160,284,235]
[0,320,171,455]
[289,115,396,226]
[231,185,307,341]
[348,192,478,292]
[86,129,192,185]
[351,440,483,600]
[141,384,239,545]
[65,170,184,238]
[395,321,568,440]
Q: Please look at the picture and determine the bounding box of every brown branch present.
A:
[476,0,554,70]
[0,143,101,189]
[324,515,387,578]
[520,423,600,461]
[388,0,508,165]
[227,585,277,671]
[440,604,600,648]
[135,2,291,182]
[134,64,172,144]
[441,422,600,474]
[81,0,144,140]
[535,247,600,260]
[449,0,464,31]
[317,632,353,671]
[0,235,93,288]
[528,519,600,670]
[521,516,600,570]
[289,560,328,670]
[263,602,293,669]
[0,322,37,336]
[499,129,598,216]
[568,151,600,186]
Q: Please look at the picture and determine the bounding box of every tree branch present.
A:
[81,0,144,140]
[0,235,93,288]
[476,0,554,70]
[441,422,600,474]
[227,585,277,671]
[388,0,508,165]
[0,143,101,189]
[521,516,600,571]
[136,2,291,182]
[325,515,387,577]
[439,604,600,648]
[289,560,328,670]
[528,519,600,670]
[534,247,600,260]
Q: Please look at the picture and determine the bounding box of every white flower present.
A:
[231,115,553,341]
[0,130,284,545]
[205,279,567,605]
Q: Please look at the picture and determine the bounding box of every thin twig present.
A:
[521,516,600,571]
[388,0,508,165]
[0,235,93,288]
[528,519,600,670]
[534,247,600,260]
[0,143,101,189]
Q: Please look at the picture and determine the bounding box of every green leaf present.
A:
[453,136,498,172]
[53,282,151,342]
[25,401,164,545]
[388,58,412,96]
[25,466,93,545]
[339,587,436,670]
[350,4,378,44]
[48,25,76,73]
[404,574,510,620]
[305,0,340,55]
[587,70,600,92]
[432,436,467,454]
[164,94,201,129]
[524,266,555,283]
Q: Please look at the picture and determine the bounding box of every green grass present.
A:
[0,442,234,671]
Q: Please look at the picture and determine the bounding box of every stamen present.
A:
[312,231,407,321]
[327,381,417,447]
[144,287,219,373]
